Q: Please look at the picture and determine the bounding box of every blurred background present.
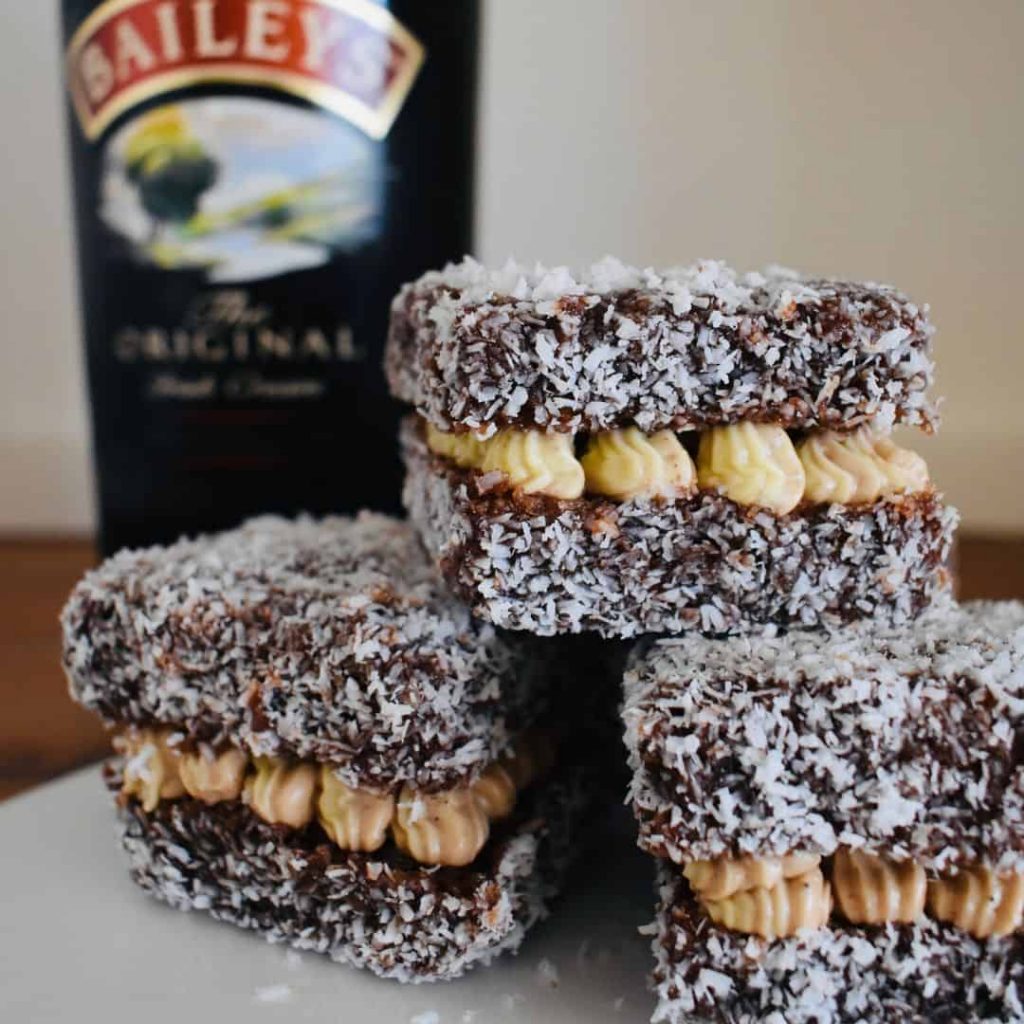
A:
[1,0,1022,798]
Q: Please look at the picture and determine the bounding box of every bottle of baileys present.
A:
[61,0,478,552]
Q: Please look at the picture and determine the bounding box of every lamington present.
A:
[623,599,1024,1023]
[387,257,956,638]
[61,513,594,982]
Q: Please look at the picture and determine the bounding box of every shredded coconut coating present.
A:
[650,871,1024,1024]
[401,419,955,638]
[385,257,937,437]
[112,763,588,983]
[61,513,558,792]
[625,600,1024,874]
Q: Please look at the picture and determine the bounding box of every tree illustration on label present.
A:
[123,106,219,235]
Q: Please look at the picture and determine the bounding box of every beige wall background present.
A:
[1,0,1021,534]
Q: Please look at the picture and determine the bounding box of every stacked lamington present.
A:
[386,258,1023,1020]
[624,603,1024,1021]
[388,258,954,637]
[62,514,595,981]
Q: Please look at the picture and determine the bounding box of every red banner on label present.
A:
[66,0,424,140]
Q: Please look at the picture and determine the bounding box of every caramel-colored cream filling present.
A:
[318,766,396,852]
[684,852,821,901]
[703,867,833,940]
[178,747,247,805]
[423,417,929,509]
[114,728,185,812]
[244,757,319,829]
[928,866,1024,939]
[114,729,552,867]
[392,787,490,868]
[470,763,517,820]
[685,850,1022,940]
[832,847,926,925]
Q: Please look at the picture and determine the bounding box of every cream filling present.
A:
[696,424,805,515]
[798,426,930,504]
[832,848,926,925]
[115,728,553,868]
[684,848,1022,940]
[115,729,185,812]
[928,865,1024,938]
[684,852,821,902]
[423,418,929,509]
[703,867,833,940]
[479,429,585,500]
[392,787,490,868]
[316,765,396,852]
[580,427,696,501]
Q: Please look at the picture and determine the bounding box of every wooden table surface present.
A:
[3,534,1023,802]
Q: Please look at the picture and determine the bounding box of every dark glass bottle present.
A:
[61,0,478,553]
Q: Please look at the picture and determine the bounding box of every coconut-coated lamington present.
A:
[62,513,598,981]
[623,599,1024,1022]
[387,258,954,638]
[386,257,936,435]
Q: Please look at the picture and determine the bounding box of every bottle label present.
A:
[61,0,472,550]
[66,0,424,141]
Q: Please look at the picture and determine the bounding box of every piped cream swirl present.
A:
[317,766,395,852]
[684,853,820,902]
[425,422,486,469]
[243,757,318,829]
[115,728,185,813]
[470,763,517,819]
[425,422,586,499]
[581,427,696,500]
[479,429,585,499]
[703,867,833,939]
[927,866,1024,938]
[696,423,806,514]
[178,747,247,805]
[393,787,491,868]
[798,426,930,504]
[832,848,926,925]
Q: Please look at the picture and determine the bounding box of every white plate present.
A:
[0,768,656,1023]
